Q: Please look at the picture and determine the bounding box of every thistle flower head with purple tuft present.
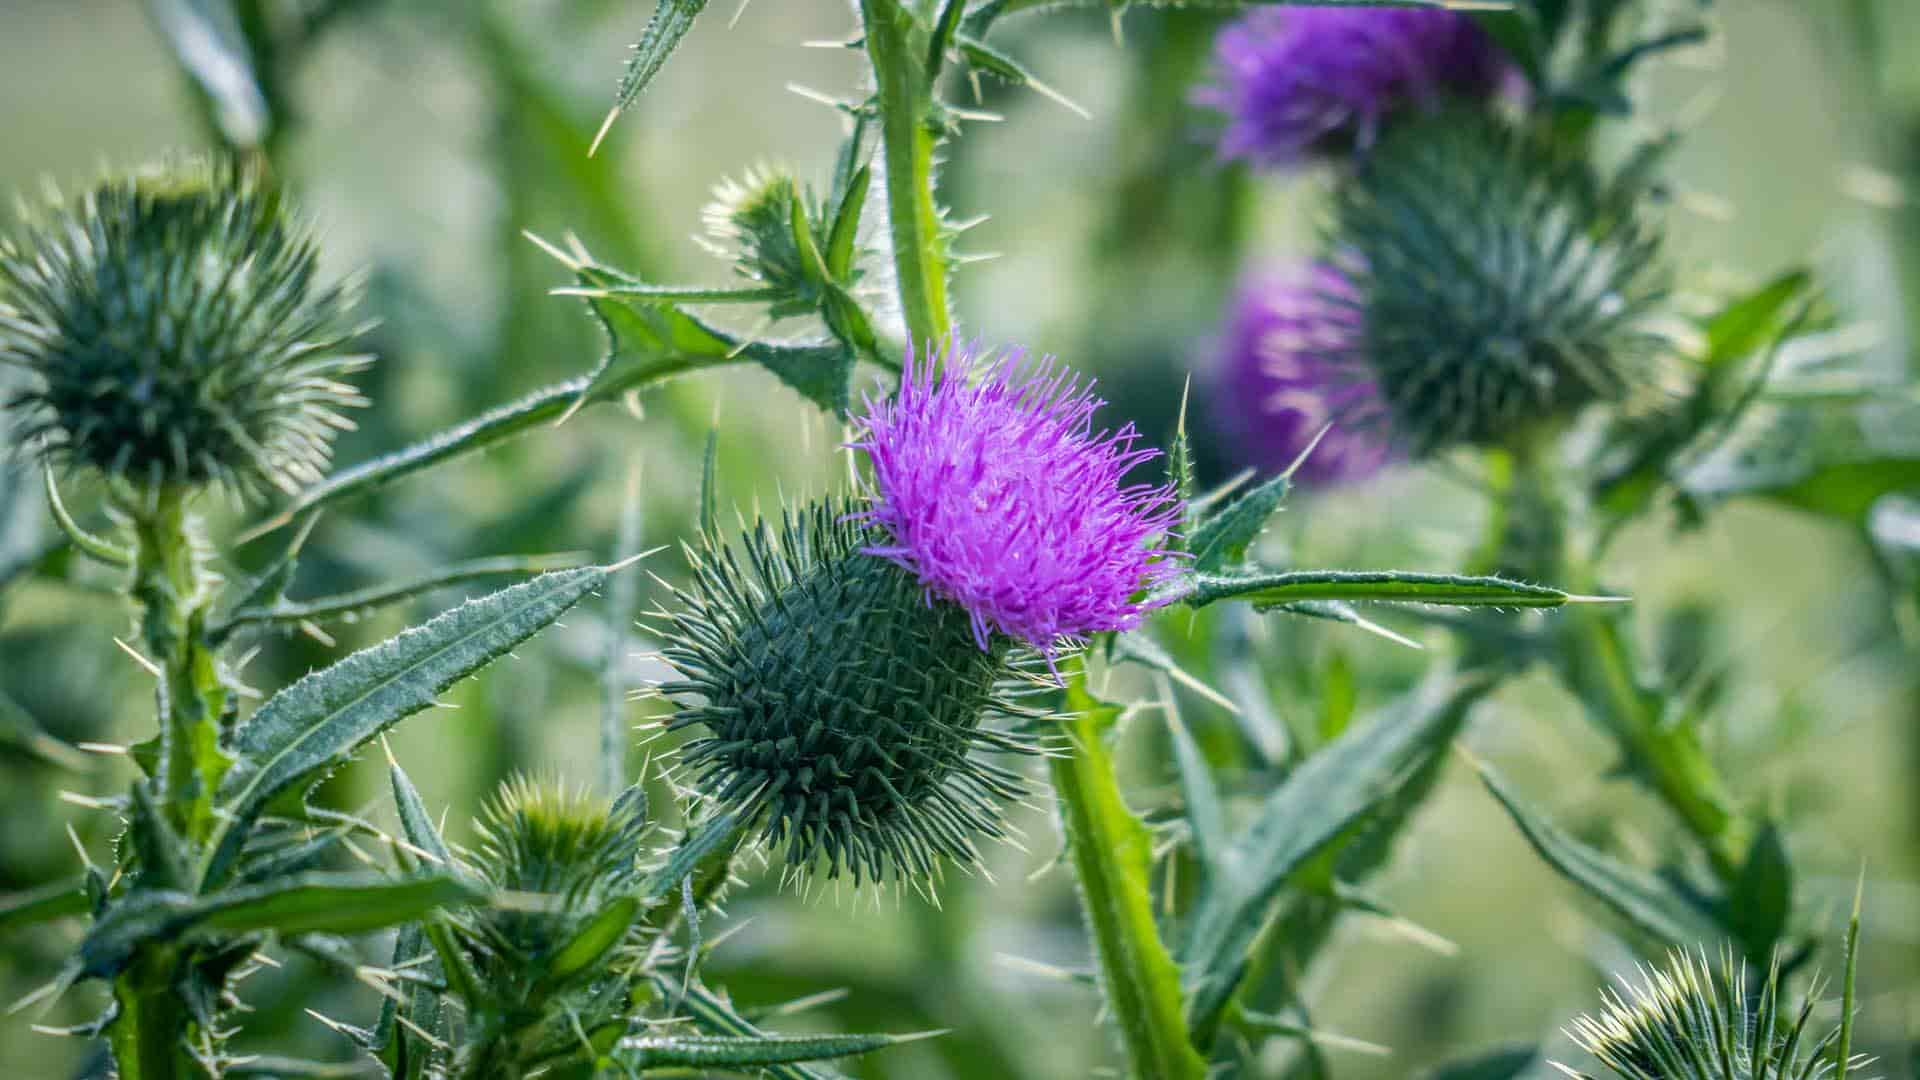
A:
[850,340,1184,663]
[1197,6,1511,168]
[1212,262,1392,487]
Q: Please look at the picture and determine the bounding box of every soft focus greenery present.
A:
[2,1,1916,1077]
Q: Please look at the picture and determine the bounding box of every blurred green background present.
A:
[2,1,1918,1076]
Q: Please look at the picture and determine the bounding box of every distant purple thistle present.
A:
[1211,262,1391,487]
[1196,7,1510,168]
[850,341,1183,660]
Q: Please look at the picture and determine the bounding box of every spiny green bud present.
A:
[0,158,368,499]
[658,500,1038,887]
[1329,112,1666,455]
[701,166,829,317]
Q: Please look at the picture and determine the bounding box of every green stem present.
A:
[111,947,195,1080]
[1500,441,1750,880]
[861,0,952,350]
[127,488,230,843]
[1051,660,1207,1080]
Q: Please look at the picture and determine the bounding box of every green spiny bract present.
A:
[1556,947,1873,1080]
[703,165,855,319]
[1328,112,1667,456]
[451,775,652,1077]
[659,500,1039,886]
[0,158,368,499]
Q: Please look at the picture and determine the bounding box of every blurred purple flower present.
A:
[1196,7,1510,167]
[1210,263,1391,486]
[850,340,1183,661]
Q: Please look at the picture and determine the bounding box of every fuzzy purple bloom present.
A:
[1197,7,1510,168]
[1211,263,1392,487]
[850,342,1183,660]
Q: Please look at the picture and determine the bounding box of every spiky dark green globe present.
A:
[659,501,1037,886]
[1328,113,1667,455]
[0,159,367,498]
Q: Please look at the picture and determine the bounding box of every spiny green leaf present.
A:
[595,0,711,154]
[389,758,452,867]
[1187,472,1290,572]
[699,425,720,540]
[1182,672,1492,1035]
[1178,569,1584,609]
[1165,706,1226,879]
[1473,759,1724,947]
[215,552,588,640]
[0,879,88,932]
[664,977,839,1080]
[1052,663,1207,1080]
[206,567,607,886]
[547,895,639,984]
[77,872,478,977]
[622,1032,927,1069]
[642,808,747,901]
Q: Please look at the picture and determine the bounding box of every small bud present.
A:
[703,166,829,316]
[660,501,1036,886]
[0,159,368,499]
[1327,113,1667,455]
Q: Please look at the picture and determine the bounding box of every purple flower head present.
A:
[850,341,1184,661]
[1197,7,1510,168]
[1211,262,1392,487]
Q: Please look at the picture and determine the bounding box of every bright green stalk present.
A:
[1052,660,1208,1080]
[111,946,195,1080]
[861,0,953,349]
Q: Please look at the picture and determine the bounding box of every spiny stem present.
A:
[110,947,194,1080]
[862,0,953,350]
[1049,656,1207,1080]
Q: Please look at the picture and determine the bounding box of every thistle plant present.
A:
[0,1,1908,1078]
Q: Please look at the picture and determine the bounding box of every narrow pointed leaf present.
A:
[602,0,712,143]
[1417,1043,1541,1079]
[1182,672,1492,1033]
[547,895,640,984]
[1179,569,1574,609]
[664,976,837,1080]
[0,879,88,932]
[1473,760,1725,947]
[622,1032,920,1069]
[1165,708,1226,879]
[207,567,607,886]
[216,553,588,638]
[389,760,452,867]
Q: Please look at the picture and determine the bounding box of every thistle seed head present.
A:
[660,501,1040,886]
[1328,113,1667,455]
[0,158,369,499]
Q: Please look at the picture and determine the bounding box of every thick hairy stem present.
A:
[111,947,196,1080]
[861,0,952,349]
[1051,662,1207,1080]
[127,487,230,842]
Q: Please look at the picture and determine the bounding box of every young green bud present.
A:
[659,501,1037,886]
[0,158,368,498]
[1328,113,1666,455]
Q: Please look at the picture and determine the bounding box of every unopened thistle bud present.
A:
[1327,114,1666,455]
[1210,263,1392,486]
[659,502,1038,885]
[703,166,833,317]
[1197,6,1510,168]
[0,159,368,498]
[1558,947,1873,1080]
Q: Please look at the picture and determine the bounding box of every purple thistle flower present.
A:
[1196,7,1510,168]
[850,341,1183,661]
[1210,262,1392,487]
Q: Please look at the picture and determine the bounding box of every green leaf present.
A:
[215,553,589,640]
[1726,821,1792,959]
[206,567,607,886]
[595,0,711,153]
[1179,569,1582,610]
[78,872,479,978]
[664,977,838,1080]
[1165,707,1226,879]
[1182,672,1492,1036]
[388,758,453,867]
[1051,662,1207,1080]
[826,166,871,282]
[0,879,88,932]
[622,1032,926,1070]
[1416,1043,1540,1080]
[1473,759,1725,947]
[547,895,639,984]
[1188,472,1290,572]
[1702,271,1813,371]
[193,873,481,936]
[699,425,721,540]
[643,808,748,901]
[146,0,270,148]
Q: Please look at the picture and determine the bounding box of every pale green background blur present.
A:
[2,1,1917,1077]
